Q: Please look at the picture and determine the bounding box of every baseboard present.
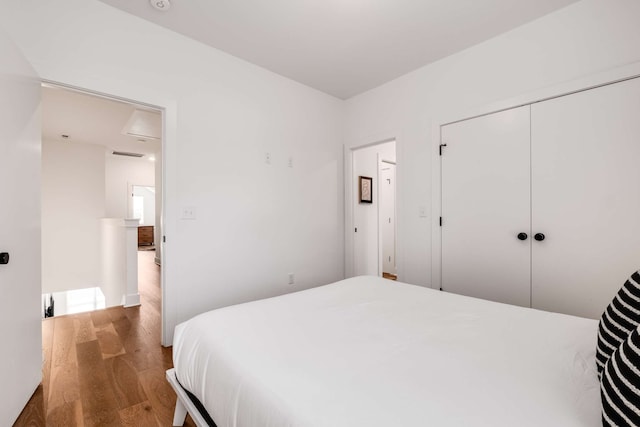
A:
[123,293,141,308]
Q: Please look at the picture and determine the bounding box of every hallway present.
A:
[14,251,195,426]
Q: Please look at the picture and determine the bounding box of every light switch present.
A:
[419,205,428,218]
[181,207,196,220]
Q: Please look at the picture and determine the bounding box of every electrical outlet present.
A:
[265,152,271,164]
[288,273,295,285]
[288,156,293,168]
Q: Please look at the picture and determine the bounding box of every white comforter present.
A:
[173,276,601,427]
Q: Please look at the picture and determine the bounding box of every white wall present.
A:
[352,141,395,276]
[11,0,634,345]
[41,139,106,293]
[154,150,162,264]
[105,154,155,219]
[344,0,640,288]
[1,0,344,344]
[132,186,156,226]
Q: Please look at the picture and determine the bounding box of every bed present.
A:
[168,275,602,426]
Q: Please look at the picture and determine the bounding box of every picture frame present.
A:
[359,176,373,203]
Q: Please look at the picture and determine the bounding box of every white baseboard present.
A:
[123,293,141,308]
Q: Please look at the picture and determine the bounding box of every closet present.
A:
[440,76,640,319]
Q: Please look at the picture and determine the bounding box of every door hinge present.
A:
[439,143,447,156]
[439,217,443,226]
[163,235,166,243]
[355,227,357,233]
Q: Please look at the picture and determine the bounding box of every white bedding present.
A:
[173,276,601,427]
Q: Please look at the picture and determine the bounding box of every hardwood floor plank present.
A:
[76,340,121,427]
[47,363,80,417]
[96,323,126,359]
[115,317,157,373]
[42,318,54,416]
[104,355,148,410]
[51,316,77,368]
[74,313,97,344]
[118,401,158,427]
[90,309,112,330]
[46,399,83,427]
[185,414,198,427]
[124,304,141,323]
[138,367,177,426]
[12,384,45,427]
[107,305,127,323]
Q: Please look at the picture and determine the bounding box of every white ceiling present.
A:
[42,85,162,157]
[98,0,579,99]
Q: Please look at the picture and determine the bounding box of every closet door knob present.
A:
[534,233,545,241]
[517,233,528,241]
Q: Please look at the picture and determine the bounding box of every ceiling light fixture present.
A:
[113,151,144,158]
[150,0,171,11]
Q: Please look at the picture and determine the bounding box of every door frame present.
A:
[129,183,156,223]
[41,79,174,346]
[378,159,397,277]
[431,60,640,291]
[344,137,398,279]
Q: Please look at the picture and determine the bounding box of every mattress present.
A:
[172,276,601,427]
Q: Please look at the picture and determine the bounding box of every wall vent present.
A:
[112,151,144,158]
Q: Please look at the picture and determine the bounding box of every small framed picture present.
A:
[359,176,373,203]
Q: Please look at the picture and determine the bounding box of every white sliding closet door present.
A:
[531,77,640,319]
[441,106,531,307]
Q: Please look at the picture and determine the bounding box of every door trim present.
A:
[41,80,175,346]
[344,137,399,279]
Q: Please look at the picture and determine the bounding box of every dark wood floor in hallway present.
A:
[14,250,196,426]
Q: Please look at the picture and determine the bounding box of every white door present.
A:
[531,77,640,319]
[0,32,43,424]
[441,106,531,307]
[380,163,396,275]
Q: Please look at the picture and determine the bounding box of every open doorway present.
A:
[40,83,164,319]
[379,160,397,280]
[350,140,397,279]
[131,185,158,257]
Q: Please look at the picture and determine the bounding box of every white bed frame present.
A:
[166,368,213,427]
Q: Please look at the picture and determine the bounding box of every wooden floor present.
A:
[14,250,196,427]
[382,272,397,281]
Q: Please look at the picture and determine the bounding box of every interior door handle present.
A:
[517,233,528,241]
[534,233,545,241]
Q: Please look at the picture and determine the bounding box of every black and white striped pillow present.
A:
[601,325,640,426]
[597,271,640,378]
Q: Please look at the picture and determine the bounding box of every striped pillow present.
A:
[601,325,640,426]
[597,271,640,378]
